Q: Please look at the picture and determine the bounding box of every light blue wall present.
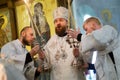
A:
[72,0,120,34]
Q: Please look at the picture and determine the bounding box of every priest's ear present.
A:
[21,31,26,37]
[20,29,26,37]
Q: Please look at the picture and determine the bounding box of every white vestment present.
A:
[1,39,28,71]
[43,34,86,80]
[81,25,119,80]
[0,59,26,80]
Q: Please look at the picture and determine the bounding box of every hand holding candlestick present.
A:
[38,48,51,71]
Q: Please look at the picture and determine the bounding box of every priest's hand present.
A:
[30,45,40,57]
[37,65,43,72]
[67,28,80,39]
[38,49,45,60]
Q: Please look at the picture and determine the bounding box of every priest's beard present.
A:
[55,25,67,37]
[22,37,30,46]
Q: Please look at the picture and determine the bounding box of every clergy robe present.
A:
[43,34,86,80]
[0,59,26,80]
[81,25,119,80]
[1,39,28,71]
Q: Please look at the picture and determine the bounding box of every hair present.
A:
[83,17,101,29]
[20,26,31,35]
[34,2,43,10]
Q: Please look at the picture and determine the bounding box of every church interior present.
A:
[0,0,120,80]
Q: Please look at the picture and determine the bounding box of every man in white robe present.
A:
[67,17,119,80]
[25,6,87,80]
[42,6,86,80]
[0,26,41,80]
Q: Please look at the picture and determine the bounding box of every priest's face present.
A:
[54,18,68,36]
[83,21,101,34]
[22,28,35,46]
